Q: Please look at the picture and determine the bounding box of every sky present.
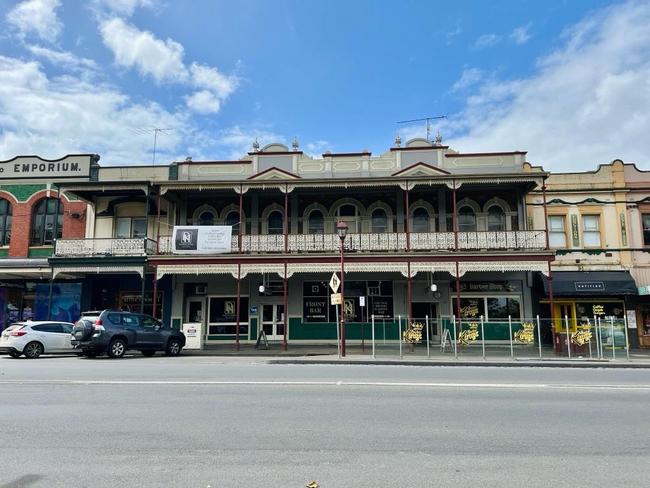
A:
[0,0,648,170]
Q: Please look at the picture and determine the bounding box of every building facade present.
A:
[51,137,552,347]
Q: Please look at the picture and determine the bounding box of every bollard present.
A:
[564,314,571,359]
[371,314,376,359]
[508,315,514,360]
[398,315,403,359]
[426,314,430,359]
[480,315,486,360]
[610,316,616,360]
[536,315,542,359]
[623,313,630,361]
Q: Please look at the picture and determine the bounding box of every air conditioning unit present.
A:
[194,284,207,295]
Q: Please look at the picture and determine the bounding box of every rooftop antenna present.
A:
[129,127,174,165]
[396,115,447,142]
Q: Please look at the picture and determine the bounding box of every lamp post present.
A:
[336,221,349,357]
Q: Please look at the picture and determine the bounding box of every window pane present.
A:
[487,206,505,231]
[267,211,283,235]
[132,219,147,238]
[198,211,214,226]
[582,215,599,231]
[224,211,239,234]
[643,215,650,246]
[548,216,564,231]
[411,207,429,233]
[549,232,566,247]
[459,297,484,319]
[115,218,131,238]
[339,205,356,217]
[458,208,476,232]
[371,209,388,233]
[584,231,601,247]
[308,211,324,234]
[487,297,521,320]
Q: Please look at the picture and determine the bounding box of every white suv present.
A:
[0,321,76,359]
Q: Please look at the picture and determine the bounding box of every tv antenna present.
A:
[396,115,447,141]
[129,127,174,165]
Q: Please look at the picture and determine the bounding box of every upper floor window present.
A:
[0,198,12,246]
[224,211,240,235]
[198,211,215,226]
[267,211,284,235]
[548,215,566,248]
[307,210,324,235]
[487,206,506,231]
[458,207,476,232]
[643,214,650,246]
[371,209,389,233]
[31,198,63,245]
[116,217,147,239]
[336,204,359,233]
[411,207,430,233]
[582,215,601,247]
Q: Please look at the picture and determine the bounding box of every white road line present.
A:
[0,379,649,391]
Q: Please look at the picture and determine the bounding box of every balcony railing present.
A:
[155,230,546,255]
[54,238,157,257]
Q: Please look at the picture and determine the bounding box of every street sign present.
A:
[329,273,341,293]
[330,293,342,305]
[359,296,366,307]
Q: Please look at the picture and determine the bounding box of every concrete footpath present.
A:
[183,343,650,368]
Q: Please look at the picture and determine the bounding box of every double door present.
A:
[261,304,285,340]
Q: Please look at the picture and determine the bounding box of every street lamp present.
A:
[336,220,349,357]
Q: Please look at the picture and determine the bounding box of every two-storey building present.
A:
[54,137,551,347]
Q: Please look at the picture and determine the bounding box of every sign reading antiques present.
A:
[172,226,232,254]
[0,155,93,180]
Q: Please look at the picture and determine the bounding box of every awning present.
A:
[542,271,637,296]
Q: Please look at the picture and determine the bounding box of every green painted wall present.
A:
[0,248,8,258]
[289,318,400,340]
[0,184,46,201]
[28,247,53,257]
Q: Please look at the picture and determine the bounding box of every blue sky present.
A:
[0,0,648,170]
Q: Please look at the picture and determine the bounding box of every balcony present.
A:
[54,238,158,257]
[156,230,546,255]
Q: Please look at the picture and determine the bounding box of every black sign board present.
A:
[575,281,605,291]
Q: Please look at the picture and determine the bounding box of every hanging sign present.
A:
[172,226,232,254]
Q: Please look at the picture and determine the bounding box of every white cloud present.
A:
[6,0,62,42]
[451,68,484,92]
[446,1,650,170]
[305,140,329,157]
[189,63,237,100]
[26,45,98,71]
[99,17,186,83]
[510,23,532,44]
[185,90,220,114]
[474,33,500,49]
[94,0,154,16]
[214,126,284,160]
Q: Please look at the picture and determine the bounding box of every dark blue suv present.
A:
[72,310,186,359]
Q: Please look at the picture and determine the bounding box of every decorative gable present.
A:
[392,162,450,177]
[247,166,301,181]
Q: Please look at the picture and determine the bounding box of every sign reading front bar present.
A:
[0,154,94,179]
[172,226,232,254]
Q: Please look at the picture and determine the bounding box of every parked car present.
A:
[0,321,76,359]
[71,310,185,358]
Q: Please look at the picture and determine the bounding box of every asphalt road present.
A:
[1,355,649,488]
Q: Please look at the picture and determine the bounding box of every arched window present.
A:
[458,207,476,232]
[307,210,324,235]
[224,211,239,235]
[198,211,215,226]
[31,198,63,245]
[0,199,12,246]
[371,209,388,233]
[411,207,430,233]
[487,206,506,231]
[336,204,359,233]
[267,211,284,235]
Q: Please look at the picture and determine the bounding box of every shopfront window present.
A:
[639,305,650,337]
[303,280,393,322]
[207,296,249,335]
[458,297,485,319]
[457,295,522,321]
[487,297,521,320]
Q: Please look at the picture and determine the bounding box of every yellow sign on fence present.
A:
[458,322,479,345]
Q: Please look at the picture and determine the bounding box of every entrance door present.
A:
[186,297,205,326]
[411,302,439,340]
[553,302,576,333]
[261,304,285,340]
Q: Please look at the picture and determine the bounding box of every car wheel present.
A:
[107,338,127,359]
[165,338,182,357]
[23,341,44,359]
[141,350,156,357]
[9,351,21,358]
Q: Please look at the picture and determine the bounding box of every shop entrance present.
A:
[261,303,285,340]
[186,297,205,324]
[411,302,439,340]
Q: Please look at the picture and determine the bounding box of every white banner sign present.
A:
[172,226,232,254]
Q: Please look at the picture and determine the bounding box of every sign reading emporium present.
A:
[0,154,94,179]
[172,226,232,254]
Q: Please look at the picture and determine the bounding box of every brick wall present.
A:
[1,190,87,258]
